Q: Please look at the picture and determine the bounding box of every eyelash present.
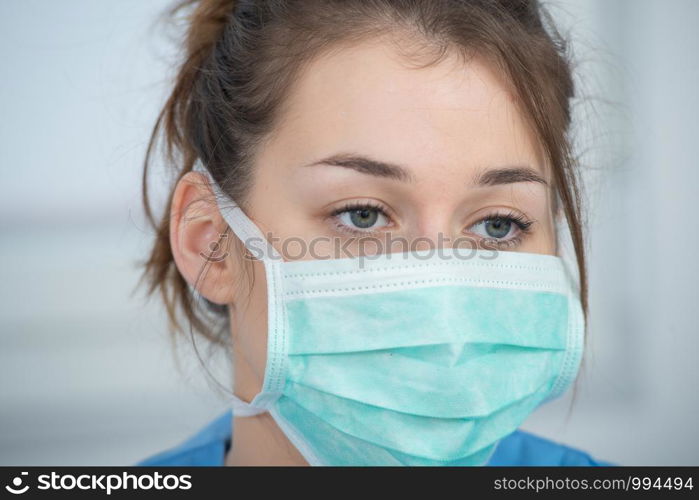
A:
[328,203,535,247]
[468,210,534,249]
[329,201,391,236]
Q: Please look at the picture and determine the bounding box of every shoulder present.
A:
[487,429,614,466]
[134,410,233,466]
[133,412,612,466]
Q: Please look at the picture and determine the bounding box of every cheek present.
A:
[523,216,557,255]
[250,266,270,380]
[233,259,270,385]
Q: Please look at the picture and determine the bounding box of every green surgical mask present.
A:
[196,160,585,466]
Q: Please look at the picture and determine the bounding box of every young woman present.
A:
[136,0,610,466]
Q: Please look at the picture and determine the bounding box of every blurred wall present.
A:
[0,0,229,466]
[1,0,697,465]
[520,0,699,466]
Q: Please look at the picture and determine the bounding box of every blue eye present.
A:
[332,203,391,234]
[467,212,534,245]
[471,217,515,239]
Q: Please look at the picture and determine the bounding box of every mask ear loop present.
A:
[193,159,283,262]
[193,159,286,417]
[230,394,269,416]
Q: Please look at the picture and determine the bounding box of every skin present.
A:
[170,37,558,466]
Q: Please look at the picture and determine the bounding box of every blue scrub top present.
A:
[135,410,613,466]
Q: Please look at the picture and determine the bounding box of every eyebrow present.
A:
[302,153,414,182]
[472,166,548,187]
[303,153,547,186]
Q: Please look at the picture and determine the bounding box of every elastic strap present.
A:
[193,159,282,262]
[193,159,286,414]
[230,393,270,417]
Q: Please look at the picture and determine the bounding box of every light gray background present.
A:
[1,0,697,465]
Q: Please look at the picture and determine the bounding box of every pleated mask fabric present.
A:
[193,160,585,466]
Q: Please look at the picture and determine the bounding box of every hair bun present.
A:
[184,0,236,57]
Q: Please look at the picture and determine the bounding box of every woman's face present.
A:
[247,40,556,260]
[173,38,557,403]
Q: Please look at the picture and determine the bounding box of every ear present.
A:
[170,171,239,305]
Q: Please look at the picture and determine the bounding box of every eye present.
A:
[332,202,391,234]
[467,211,534,247]
[471,217,516,239]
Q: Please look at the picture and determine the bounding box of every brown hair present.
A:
[140,0,587,348]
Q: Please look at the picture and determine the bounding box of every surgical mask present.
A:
[194,160,585,466]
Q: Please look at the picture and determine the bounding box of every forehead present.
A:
[265,37,545,179]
